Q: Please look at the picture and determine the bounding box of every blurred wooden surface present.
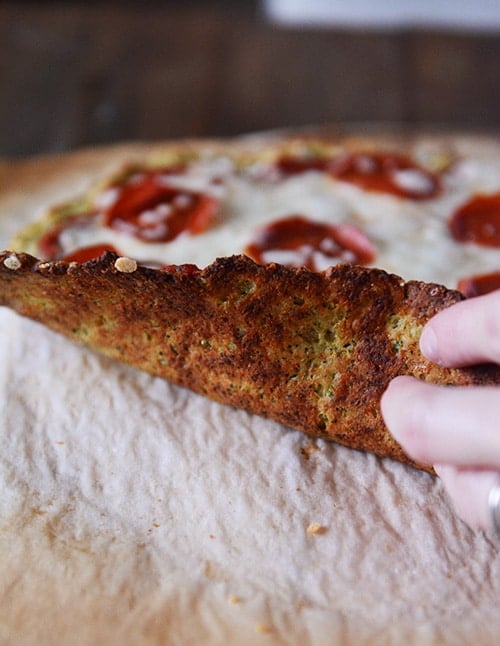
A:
[2,1,500,158]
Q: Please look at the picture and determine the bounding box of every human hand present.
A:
[381,290,500,532]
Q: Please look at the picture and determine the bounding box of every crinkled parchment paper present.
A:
[1,143,500,646]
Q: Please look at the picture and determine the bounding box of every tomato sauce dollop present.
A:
[449,193,500,247]
[277,152,441,200]
[245,215,376,272]
[104,171,218,242]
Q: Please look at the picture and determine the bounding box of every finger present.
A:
[435,463,500,534]
[381,376,500,468]
[419,289,500,367]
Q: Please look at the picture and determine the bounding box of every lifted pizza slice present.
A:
[1,250,499,471]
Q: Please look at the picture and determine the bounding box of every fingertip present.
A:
[383,374,417,395]
[381,376,435,464]
[381,375,420,413]
[380,375,420,438]
[419,325,441,363]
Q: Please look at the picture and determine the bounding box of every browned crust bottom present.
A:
[1,251,499,471]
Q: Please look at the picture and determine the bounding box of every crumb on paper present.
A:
[300,443,319,460]
[255,623,272,635]
[306,522,327,535]
[228,595,241,604]
[114,256,138,273]
[203,560,225,582]
[3,254,21,270]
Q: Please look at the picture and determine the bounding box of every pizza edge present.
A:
[1,250,499,472]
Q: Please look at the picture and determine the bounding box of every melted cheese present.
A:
[53,151,500,289]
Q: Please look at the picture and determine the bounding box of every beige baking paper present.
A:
[1,142,500,646]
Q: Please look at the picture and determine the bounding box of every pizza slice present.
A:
[1,250,499,472]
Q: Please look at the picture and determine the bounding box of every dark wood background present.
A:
[2,0,500,158]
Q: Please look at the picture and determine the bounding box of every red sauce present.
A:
[276,156,331,175]
[245,215,376,272]
[457,271,500,297]
[104,171,218,242]
[160,263,201,276]
[38,215,101,260]
[62,244,119,263]
[277,152,441,200]
[450,194,500,247]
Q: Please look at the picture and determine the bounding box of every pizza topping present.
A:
[38,215,104,260]
[94,187,122,210]
[3,254,21,270]
[276,155,330,175]
[114,256,138,273]
[276,152,441,199]
[160,263,201,276]
[37,213,121,263]
[449,194,500,247]
[457,271,500,297]
[103,171,218,242]
[63,244,120,263]
[329,152,440,199]
[245,215,376,272]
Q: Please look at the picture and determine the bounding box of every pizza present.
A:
[8,135,500,293]
[2,133,500,470]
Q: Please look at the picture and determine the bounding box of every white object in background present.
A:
[264,0,500,31]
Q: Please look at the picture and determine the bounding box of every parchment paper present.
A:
[1,141,499,646]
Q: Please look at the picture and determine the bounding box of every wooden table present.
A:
[2,1,500,158]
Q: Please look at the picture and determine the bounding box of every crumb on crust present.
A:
[114,256,138,273]
[3,254,21,270]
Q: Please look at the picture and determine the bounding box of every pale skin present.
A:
[381,290,500,532]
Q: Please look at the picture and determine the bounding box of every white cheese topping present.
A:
[390,168,435,195]
[52,150,500,289]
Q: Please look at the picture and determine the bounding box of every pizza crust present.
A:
[2,250,499,472]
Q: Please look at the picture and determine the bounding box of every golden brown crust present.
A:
[1,250,499,471]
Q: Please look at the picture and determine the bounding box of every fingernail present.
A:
[420,326,440,362]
